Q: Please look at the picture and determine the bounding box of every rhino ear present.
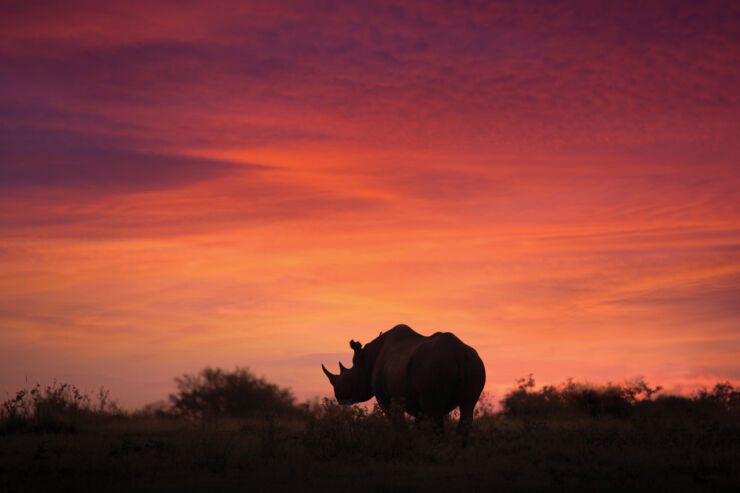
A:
[349,340,362,352]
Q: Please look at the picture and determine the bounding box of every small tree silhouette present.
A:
[169,367,299,419]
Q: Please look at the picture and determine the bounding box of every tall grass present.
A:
[1,381,122,434]
[2,371,738,491]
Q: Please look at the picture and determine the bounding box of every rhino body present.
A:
[322,324,486,436]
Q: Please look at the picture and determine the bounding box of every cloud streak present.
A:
[0,126,248,190]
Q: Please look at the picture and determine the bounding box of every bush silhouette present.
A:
[697,381,740,412]
[500,375,740,421]
[501,375,663,418]
[1,381,120,433]
[169,366,301,419]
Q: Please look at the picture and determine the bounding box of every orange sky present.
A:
[1,1,739,408]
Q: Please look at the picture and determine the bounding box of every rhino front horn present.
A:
[322,364,337,384]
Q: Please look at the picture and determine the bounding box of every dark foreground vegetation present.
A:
[1,369,738,492]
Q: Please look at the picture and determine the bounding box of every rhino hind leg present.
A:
[457,403,474,445]
[456,350,486,445]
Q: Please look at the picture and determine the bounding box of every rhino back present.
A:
[370,325,426,409]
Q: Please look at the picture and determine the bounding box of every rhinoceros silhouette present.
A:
[322,324,486,439]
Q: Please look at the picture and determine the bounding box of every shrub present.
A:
[500,375,662,419]
[696,381,740,413]
[169,366,301,419]
[1,381,121,433]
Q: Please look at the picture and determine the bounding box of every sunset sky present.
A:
[1,1,739,409]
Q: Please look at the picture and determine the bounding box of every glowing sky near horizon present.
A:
[1,1,739,408]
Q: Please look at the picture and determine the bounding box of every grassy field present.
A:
[2,372,738,492]
[2,410,738,492]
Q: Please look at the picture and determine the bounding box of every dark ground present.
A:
[1,413,738,492]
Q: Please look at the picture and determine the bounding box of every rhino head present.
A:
[322,339,373,405]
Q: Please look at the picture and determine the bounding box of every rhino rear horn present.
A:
[338,361,348,373]
[322,364,337,384]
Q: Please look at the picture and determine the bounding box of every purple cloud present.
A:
[0,126,255,190]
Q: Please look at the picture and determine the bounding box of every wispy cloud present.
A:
[0,126,248,190]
